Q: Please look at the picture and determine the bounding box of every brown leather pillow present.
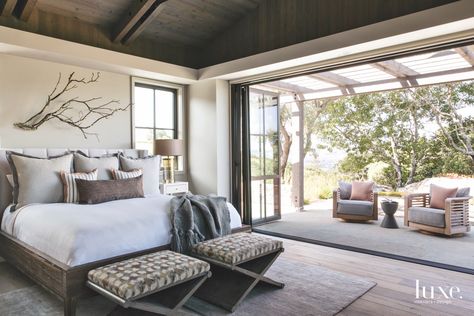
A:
[430,184,457,209]
[350,181,374,201]
[75,176,144,204]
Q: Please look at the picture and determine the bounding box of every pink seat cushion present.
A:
[430,184,457,209]
[350,181,374,201]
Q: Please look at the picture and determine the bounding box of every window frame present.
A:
[131,77,186,176]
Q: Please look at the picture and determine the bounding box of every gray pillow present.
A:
[7,152,73,210]
[119,154,161,195]
[73,152,119,180]
[338,181,352,200]
[456,187,470,197]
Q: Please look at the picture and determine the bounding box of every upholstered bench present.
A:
[191,233,284,312]
[87,250,210,315]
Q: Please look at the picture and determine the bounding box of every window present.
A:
[133,82,183,170]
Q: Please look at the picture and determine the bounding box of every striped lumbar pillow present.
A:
[111,169,143,180]
[61,169,98,203]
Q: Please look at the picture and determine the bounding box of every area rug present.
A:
[0,258,375,316]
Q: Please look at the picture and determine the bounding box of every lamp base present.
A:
[162,156,175,183]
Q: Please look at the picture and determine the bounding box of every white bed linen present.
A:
[1,195,242,267]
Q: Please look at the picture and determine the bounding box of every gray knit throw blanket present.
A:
[170,193,231,254]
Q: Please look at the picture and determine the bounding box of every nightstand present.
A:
[160,182,189,196]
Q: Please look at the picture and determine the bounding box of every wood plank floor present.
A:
[1,237,474,315]
[275,237,474,316]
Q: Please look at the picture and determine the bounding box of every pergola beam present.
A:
[123,0,167,44]
[113,0,156,43]
[373,60,419,87]
[310,73,358,95]
[14,0,36,21]
[289,65,474,98]
[0,0,17,16]
[455,46,474,66]
[261,81,317,94]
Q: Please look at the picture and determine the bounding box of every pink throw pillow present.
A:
[430,184,457,209]
[350,181,374,201]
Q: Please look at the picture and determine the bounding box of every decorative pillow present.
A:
[61,169,98,203]
[338,181,352,200]
[456,187,470,198]
[350,181,374,201]
[119,155,161,195]
[430,184,458,209]
[75,176,145,204]
[111,169,143,180]
[6,152,73,210]
[73,151,119,180]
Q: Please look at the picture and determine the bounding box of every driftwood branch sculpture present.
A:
[14,72,130,139]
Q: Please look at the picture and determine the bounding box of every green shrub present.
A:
[318,187,333,199]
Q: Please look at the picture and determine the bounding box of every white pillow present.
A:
[119,155,161,195]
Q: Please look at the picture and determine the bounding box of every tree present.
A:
[316,90,430,188]
[417,81,474,162]
[279,98,328,183]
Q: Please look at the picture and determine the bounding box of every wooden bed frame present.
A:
[0,225,251,316]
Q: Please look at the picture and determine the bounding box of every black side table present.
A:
[381,201,399,228]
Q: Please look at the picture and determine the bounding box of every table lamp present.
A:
[154,139,184,183]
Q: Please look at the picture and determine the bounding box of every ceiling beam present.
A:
[123,0,167,45]
[13,0,36,21]
[0,0,17,16]
[113,0,156,43]
[455,46,474,66]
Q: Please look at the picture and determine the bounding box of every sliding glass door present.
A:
[248,89,281,224]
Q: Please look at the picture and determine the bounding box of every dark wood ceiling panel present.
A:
[0,0,460,69]
[141,0,261,45]
[36,0,130,27]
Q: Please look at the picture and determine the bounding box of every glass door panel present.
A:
[249,88,281,224]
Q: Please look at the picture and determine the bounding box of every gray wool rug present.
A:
[0,258,375,316]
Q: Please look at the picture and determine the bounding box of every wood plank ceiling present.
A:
[0,0,458,69]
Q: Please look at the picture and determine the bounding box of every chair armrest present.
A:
[404,193,429,226]
[333,189,341,202]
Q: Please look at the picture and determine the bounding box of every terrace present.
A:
[249,44,474,272]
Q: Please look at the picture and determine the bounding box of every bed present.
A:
[0,148,248,316]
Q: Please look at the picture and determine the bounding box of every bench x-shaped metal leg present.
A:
[192,248,285,312]
[87,271,210,316]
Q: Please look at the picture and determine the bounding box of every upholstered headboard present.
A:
[0,148,147,219]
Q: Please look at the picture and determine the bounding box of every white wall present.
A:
[0,54,131,148]
[188,79,230,198]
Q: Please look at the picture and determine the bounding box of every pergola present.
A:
[252,45,474,211]
[255,45,474,102]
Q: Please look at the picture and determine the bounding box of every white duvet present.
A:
[1,194,242,267]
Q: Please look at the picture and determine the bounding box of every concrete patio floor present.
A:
[256,199,474,271]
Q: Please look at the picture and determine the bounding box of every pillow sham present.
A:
[111,168,143,180]
[6,174,14,188]
[75,176,145,204]
[7,152,73,211]
[430,184,457,209]
[61,169,98,203]
[119,154,161,195]
[73,151,119,180]
[350,181,374,201]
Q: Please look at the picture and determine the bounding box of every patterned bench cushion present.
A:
[192,233,283,265]
[87,250,209,300]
